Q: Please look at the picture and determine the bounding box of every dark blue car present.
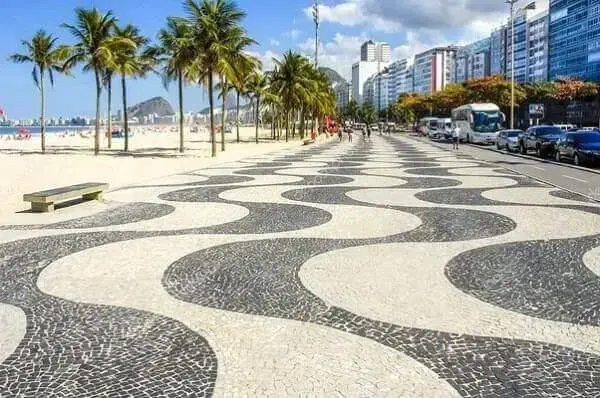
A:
[555,132,600,167]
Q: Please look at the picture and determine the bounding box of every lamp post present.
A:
[312,0,319,68]
[506,0,536,129]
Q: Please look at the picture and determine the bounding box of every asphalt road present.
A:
[415,135,600,202]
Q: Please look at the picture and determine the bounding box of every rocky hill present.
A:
[319,67,347,87]
[127,97,174,119]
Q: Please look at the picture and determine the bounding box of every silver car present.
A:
[496,129,523,152]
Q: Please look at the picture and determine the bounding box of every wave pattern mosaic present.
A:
[1,135,600,397]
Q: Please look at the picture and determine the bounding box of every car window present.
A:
[536,127,563,136]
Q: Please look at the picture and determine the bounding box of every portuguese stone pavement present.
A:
[1,135,600,397]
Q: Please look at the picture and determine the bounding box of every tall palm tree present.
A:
[113,24,152,152]
[270,51,313,142]
[245,72,268,144]
[62,8,134,155]
[216,78,232,150]
[9,30,69,153]
[184,0,249,157]
[152,17,195,153]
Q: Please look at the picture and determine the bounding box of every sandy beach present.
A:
[0,125,325,219]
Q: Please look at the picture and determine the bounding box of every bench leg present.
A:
[31,202,54,213]
[82,192,103,201]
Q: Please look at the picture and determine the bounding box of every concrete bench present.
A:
[23,182,109,213]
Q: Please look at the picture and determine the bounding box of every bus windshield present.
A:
[473,111,503,133]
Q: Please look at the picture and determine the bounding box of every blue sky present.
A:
[0,0,547,119]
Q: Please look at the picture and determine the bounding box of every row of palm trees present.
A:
[9,0,336,156]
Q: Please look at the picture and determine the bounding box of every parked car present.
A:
[554,124,576,132]
[496,129,523,152]
[581,126,600,132]
[554,131,600,166]
[519,125,564,157]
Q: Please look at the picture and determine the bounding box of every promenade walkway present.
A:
[1,135,599,397]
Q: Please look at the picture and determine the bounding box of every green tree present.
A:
[270,51,313,142]
[153,17,196,153]
[9,30,69,153]
[245,71,268,143]
[359,103,376,133]
[113,24,152,152]
[184,0,249,157]
[345,99,359,122]
[62,8,134,155]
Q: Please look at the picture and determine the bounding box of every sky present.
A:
[0,0,549,119]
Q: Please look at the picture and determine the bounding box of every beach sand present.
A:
[0,125,322,219]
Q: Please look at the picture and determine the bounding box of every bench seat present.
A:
[23,182,109,213]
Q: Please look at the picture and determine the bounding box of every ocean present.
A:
[0,126,89,136]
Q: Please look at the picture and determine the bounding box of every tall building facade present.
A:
[413,47,457,94]
[526,11,549,82]
[490,27,506,76]
[387,59,413,104]
[506,11,528,83]
[549,0,599,80]
[361,40,376,62]
[455,38,491,83]
[352,61,381,104]
[360,40,391,62]
[334,82,352,109]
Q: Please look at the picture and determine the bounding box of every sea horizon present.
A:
[0,126,90,136]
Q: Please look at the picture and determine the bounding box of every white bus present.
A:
[451,103,506,144]
[417,117,439,137]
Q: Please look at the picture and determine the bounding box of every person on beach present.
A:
[453,125,460,150]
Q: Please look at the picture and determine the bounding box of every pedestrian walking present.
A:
[367,127,371,140]
[338,129,343,142]
[362,128,366,140]
[452,125,460,150]
[348,129,353,142]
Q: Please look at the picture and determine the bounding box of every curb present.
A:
[401,134,600,204]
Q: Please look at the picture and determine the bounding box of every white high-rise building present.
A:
[387,59,413,104]
[361,40,391,62]
[376,42,391,63]
[361,40,377,62]
[352,61,381,104]
[334,82,352,109]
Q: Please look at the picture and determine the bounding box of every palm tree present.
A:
[9,30,69,153]
[216,78,232,150]
[270,51,313,142]
[152,17,195,153]
[62,7,134,155]
[245,72,268,144]
[184,0,250,157]
[113,24,152,152]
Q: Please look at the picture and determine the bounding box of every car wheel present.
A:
[467,134,470,144]
[536,145,542,157]
[555,150,561,162]
[574,153,581,166]
[520,142,526,154]
[496,142,501,150]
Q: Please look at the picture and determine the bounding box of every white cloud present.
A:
[246,50,279,72]
[270,39,281,47]
[304,0,549,39]
[283,29,302,39]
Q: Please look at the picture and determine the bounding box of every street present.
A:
[422,135,600,202]
[1,134,600,397]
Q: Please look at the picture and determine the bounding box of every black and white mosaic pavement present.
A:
[1,134,600,396]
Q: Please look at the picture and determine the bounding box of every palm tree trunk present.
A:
[299,108,305,139]
[255,95,260,144]
[40,70,46,154]
[220,76,226,152]
[94,69,101,156]
[208,71,216,157]
[107,76,112,149]
[122,74,129,152]
[236,90,240,143]
[285,111,289,142]
[292,109,296,138]
[178,70,184,153]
